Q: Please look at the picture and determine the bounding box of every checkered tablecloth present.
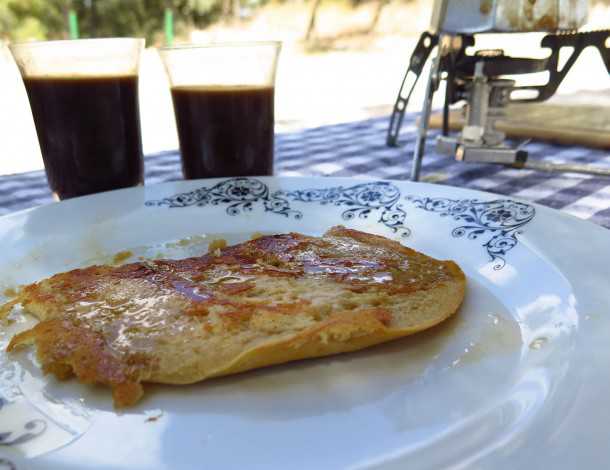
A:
[1,114,609,229]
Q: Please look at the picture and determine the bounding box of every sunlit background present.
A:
[1,0,609,175]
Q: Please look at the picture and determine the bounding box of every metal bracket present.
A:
[386,32,438,147]
[436,135,527,165]
[389,29,610,181]
[511,30,610,103]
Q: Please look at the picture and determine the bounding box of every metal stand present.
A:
[387,32,438,148]
[388,30,610,182]
[411,52,441,181]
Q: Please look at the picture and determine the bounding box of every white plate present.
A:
[0,176,608,470]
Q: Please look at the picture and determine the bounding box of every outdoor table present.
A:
[1,114,609,229]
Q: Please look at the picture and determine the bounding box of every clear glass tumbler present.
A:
[10,38,145,200]
[160,42,280,179]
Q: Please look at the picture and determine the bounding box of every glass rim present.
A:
[159,40,281,52]
[9,37,145,49]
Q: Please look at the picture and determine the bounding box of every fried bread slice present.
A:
[4,226,466,407]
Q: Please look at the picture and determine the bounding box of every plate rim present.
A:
[2,175,608,239]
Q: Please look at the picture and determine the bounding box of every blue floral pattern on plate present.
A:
[145,177,537,267]
[0,458,16,470]
[406,196,536,269]
[146,177,411,237]
[145,177,301,219]
[275,182,410,237]
[0,396,47,448]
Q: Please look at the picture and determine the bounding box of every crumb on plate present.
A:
[3,287,17,298]
[146,412,164,422]
[207,239,227,254]
[112,250,133,265]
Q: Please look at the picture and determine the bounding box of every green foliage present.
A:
[0,0,64,41]
[175,0,223,31]
[0,0,228,44]
[75,0,166,43]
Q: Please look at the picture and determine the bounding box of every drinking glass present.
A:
[160,42,280,179]
[10,38,145,200]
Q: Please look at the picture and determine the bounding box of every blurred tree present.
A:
[0,0,228,44]
[366,0,389,33]
[304,0,321,41]
[176,0,224,32]
[0,0,65,41]
[77,0,166,42]
[0,1,18,39]
[304,0,395,41]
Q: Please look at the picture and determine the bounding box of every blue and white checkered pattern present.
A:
[1,114,609,229]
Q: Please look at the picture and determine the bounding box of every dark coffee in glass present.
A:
[10,38,144,200]
[171,85,273,179]
[23,76,143,199]
[160,42,280,180]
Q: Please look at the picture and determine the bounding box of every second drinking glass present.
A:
[160,42,280,179]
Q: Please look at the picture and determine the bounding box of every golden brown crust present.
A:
[8,319,146,407]
[3,226,466,407]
